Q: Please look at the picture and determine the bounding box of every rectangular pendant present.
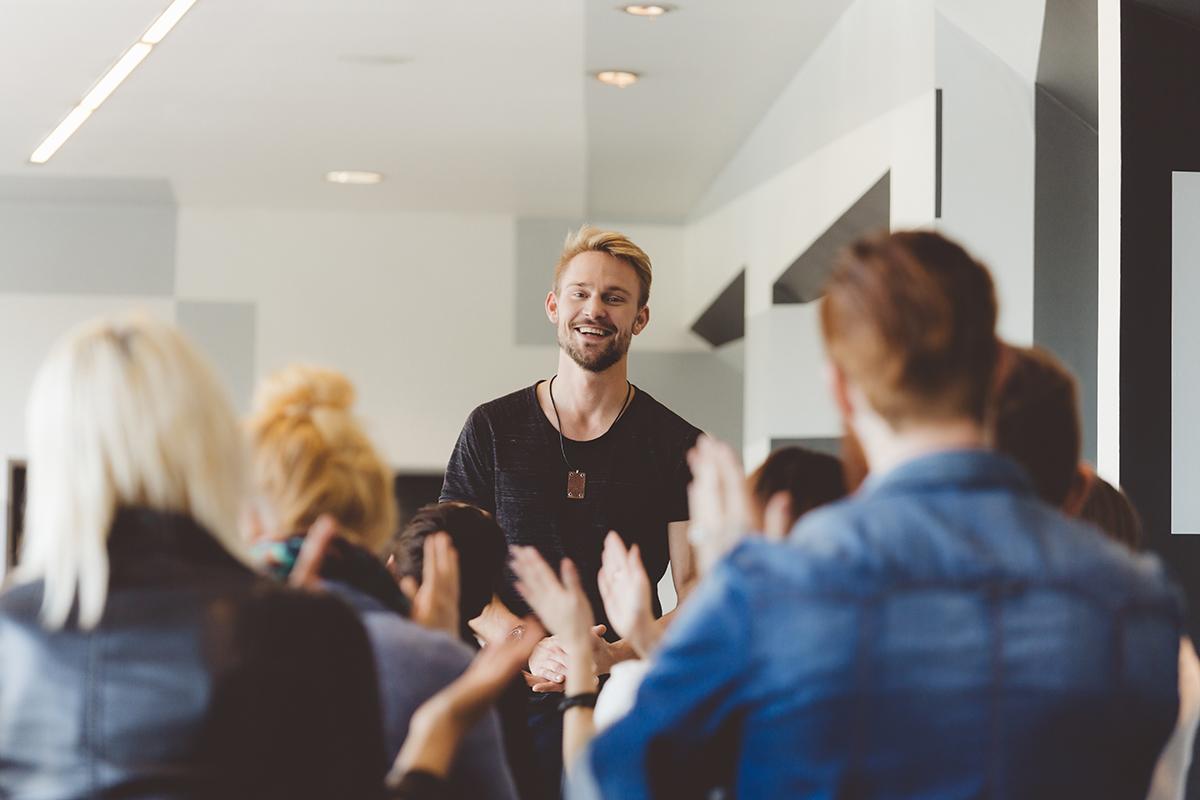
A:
[566,470,587,500]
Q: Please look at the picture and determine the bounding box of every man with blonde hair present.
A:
[442,225,700,798]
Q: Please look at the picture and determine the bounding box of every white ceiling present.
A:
[0,0,853,220]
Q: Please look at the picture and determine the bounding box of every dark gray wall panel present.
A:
[0,177,175,296]
[176,301,257,412]
[691,269,745,347]
[773,171,889,304]
[1038,0,1099,128]
[1034,85,1098,462]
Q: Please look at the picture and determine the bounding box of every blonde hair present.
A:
[19,313,249,630]
[247,366,396,553]
[554,225,653,307]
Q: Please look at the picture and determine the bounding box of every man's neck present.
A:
[541,355,631,437]
[858,416,986,478]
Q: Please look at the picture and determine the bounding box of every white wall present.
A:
[176,206,712,471]
[678,0,1045,461]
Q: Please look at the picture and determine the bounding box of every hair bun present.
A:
[253,365,356,419]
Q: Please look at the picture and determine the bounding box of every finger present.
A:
[531,680,566,693]
[763,491,793,540]
[591,624,607,638]
[422,534,440,587]
[560,558,584,595]
[289,514,339,589]
[399,575,420,602]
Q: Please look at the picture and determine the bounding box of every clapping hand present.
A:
[687,434,753,575]
[597,531,660,657]
[511,546,612,691]
[399,532,461,638]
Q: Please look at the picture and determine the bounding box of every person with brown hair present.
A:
[746,445,846,538]
[564,231,1183,800]
[989,343,1083,508]
[441,224,701,798]
[244,365,517,800]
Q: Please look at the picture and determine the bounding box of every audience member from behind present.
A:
[387,501,509,644]
[747,445,846,538]
[245,366,517,800]
[569,231,1183,800]
[0,314,386,800]
[989,343,1084,508]
[386,501,542,800]
[1074,464,1146,551]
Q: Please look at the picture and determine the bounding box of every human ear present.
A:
[545,290,559,324]
[633,305,649,335]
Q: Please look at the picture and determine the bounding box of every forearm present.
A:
[468,595,524,645]
[562,637,599,773]
[390,698,463,782]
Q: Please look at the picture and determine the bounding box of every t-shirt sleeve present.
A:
[440,406,496,513]
[663,425,702,523]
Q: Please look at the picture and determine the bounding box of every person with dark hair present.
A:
[563,230,1182,799]
[387,501,509,642]
[746,446,846,537]
[990,344,1083,507]
[1072,465,1146,551]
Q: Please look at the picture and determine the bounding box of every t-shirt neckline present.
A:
[529,380,640,445]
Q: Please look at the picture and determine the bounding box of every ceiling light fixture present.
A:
[594,70,640,89]
[325,171,385,185]
[29,0,199,164]
[620,4,675,17]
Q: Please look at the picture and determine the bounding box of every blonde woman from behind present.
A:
[244,365,518,800]
[0,313,387,800]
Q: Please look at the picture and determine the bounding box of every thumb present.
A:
[399,575,420,601]
[591,624,607,637]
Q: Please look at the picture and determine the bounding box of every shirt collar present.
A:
[860,448,1035,498]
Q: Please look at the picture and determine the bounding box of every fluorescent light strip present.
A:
[80,43,153,112]
[142,0,199,45]
[28,0,198,164]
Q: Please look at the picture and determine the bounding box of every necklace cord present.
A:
[548,376,633,471]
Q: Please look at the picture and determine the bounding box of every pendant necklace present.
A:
[548,375,632,501]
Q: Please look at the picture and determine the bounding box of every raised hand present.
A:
[686,434,753,574]
[288,514,340,590]
[597,531,659,657]
[399,532,461,638]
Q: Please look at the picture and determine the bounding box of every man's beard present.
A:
[558,321,633,373]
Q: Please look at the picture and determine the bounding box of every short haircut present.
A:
[820,230,999,427]
[247,366,396,553]
[748,446,847,530]
[554,225,653,307]
[19,313,248,629]
[1079,472,1145,552]
[386,501,507,626]
[990,345,1081,508]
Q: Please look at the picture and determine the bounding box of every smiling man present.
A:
[440,225,700,799]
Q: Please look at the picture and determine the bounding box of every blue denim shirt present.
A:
[576,450,1182,799]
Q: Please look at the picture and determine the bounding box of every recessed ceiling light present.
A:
[325,170,385,185]
[594,70,640,89]
[29,0,199,164]
[620,4,675,17]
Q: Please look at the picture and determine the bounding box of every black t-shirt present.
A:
[440,382,700,636]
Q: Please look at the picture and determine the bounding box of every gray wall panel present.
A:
[515,218,577,346]
[176,301,257,412]
[0,177,176,296]
[1034,85,1099,462]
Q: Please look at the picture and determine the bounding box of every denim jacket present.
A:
[576,450,1183,799]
